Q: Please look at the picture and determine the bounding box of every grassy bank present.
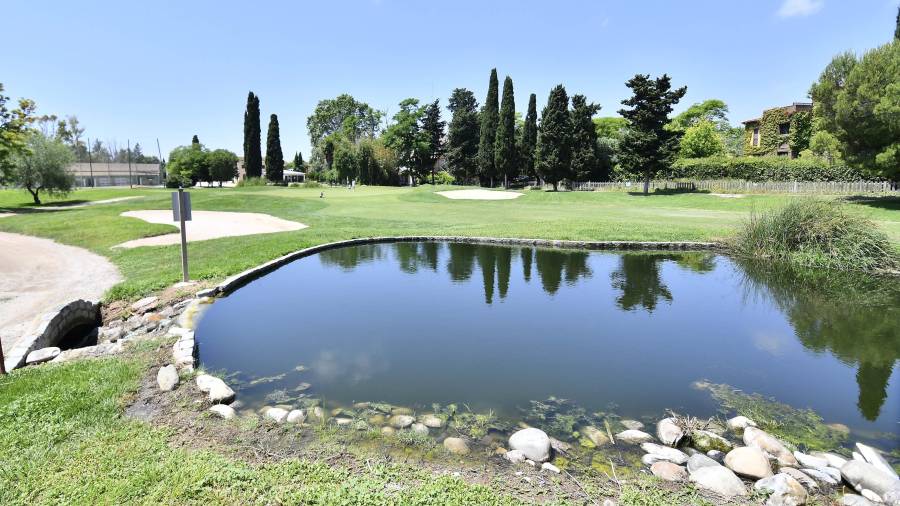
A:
[2,185,897,301]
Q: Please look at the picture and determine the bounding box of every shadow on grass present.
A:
[843,195,900,212]
[627,189,711,196]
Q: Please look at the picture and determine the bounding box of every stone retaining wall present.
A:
[197,236,722,298]
[4,299,100,370]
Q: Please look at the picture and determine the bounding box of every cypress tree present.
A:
[569,94,603,181]
[477,68,499,187]
[535,85,572,191]
[494,76,516,188]
[520,93,538,179]
[243,91,262,178]
[265,114,284,183]
[191,135,200,147]
[895,5,899,40]
[293,151,304,170]
[446,88,480,184]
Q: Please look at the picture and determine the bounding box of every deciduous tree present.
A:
[535,85,572,191]
[208,149,238,186]
[383,98,427,183]
[477,69,499,186]
[11,132,75,204]
[0,83,36,182]
[679,120,725,158]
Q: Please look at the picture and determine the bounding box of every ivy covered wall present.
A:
[743,107,812,157]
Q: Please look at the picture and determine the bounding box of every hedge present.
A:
[668,156,874,182]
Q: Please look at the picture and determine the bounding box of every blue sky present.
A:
[3,0,897,159]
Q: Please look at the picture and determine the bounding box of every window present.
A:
[752,128,760,146]
[779,123,790,135]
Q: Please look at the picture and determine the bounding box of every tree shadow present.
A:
[842,195,900,212]
[626,188,710,196]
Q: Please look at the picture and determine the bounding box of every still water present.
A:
[195,242,899,440]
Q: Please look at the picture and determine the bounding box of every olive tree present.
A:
[12,132,75,204]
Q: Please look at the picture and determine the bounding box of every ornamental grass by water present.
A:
[731,199,899,272]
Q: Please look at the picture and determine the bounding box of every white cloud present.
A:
[777,0,824,18]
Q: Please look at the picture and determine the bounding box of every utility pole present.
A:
[156,138,164,184]
[127,139,133,188]
[87,137,95,187]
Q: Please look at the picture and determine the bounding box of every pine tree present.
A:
[265,114,284,183]
[520,93,538,180]
[494,76,516,188]
[446,88,480,183]
[243,91,262,178]
[293,151,304,171]
[477,69,499,186]
[191,135,200,147]
[419,100,445,184]
[618,74,686,194]
[535,85,572,191]
[569,94,603,181]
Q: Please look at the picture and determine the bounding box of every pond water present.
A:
[196,241,900,444]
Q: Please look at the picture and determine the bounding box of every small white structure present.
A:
[283,170,305,183]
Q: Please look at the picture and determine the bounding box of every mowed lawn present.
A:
[1,185,898,301]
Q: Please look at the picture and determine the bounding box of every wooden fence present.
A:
[536,180,898,194]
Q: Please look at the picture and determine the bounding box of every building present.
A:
[742,102,813,158]
[67,162,163,187]
[283,169,305,183]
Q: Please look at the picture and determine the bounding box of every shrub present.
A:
[730,199,898,271]
[432,170,455,185]
[301,180,322,188]
[235,176,266,187]
[670,156,871,182]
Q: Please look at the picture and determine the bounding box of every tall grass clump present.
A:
[731,199,898,272]
[235,176,267,187]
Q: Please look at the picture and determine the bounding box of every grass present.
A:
[731,199,900,271]
[2,185,898,301]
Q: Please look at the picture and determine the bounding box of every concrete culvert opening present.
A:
[55,323,99,350]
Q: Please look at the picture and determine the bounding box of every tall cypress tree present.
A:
[895,5,899,40]
[520,93,538,180]
[477,68,499,187]
[618,74,686,194]
[243,91,262,178]
[535,85,572,191]
[265,114,284,183]
[494,76,516,188]
[419,99,445,184]
[570,94,603,181]
[293,151,304,170]
[191,135,200,147]
[446,88,480,184]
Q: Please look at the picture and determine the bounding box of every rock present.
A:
[642,454,664,466]
[286,409,306,424]
[209,404,235,420]
[195,374,217,392]
[842,494,877,506]
[509,428,552,462]
[754,473,808,506]
[725,447,774,479]
[860,489,883,503]
[811,452,848,469]
[504,450,526,463]
[380,426,395,435]
[707,450,725,463]
[691,430,733,453]
[621,419,644,430]
[264,407,289,423]
[525,459,536,467]
[602,501,617,506]
[26,346,61,365]
[801,468,838,485]
[391,407,413,416]
[334,417,353,426]
[549,437,572,454]
[656,417,684,447]
[689,465,748,497]
[651,461,688,482]
[131,296,158,313]
[856,443,899,481]
[688,453,721,473]
[156,364,179,391]
[726,416,757,433]
[310,406,325,421]
[854,452,866,462]
[616,430,654,444]
[443,437,470,455]
[641,443,689,465]
[100,326,125,342]
[208,381,235,404]
[842,460,900,499]
[816,466,842,482]
[411,423,429,436]
[793,451,830,469]
[388,414,415,429]
[581,426,610,447]
[779,468,819,491]
[369,414,385,425]
[743,427,798,466]
[882,488,900,505]
[541,462,561,474]
[419,414,444,428]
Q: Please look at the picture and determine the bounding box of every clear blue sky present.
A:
[3,0,897,159]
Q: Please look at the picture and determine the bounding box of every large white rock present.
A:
[779,467,819,491]
[509,428,552,462]
[641,442,688,465]
[743,427,798,466]
[411,423,429,436]
[725,446,774,479]
[656,417,684,447]
[195,374,218,392]
[419,414,444,428]
[842,494,877,506]
[794,451,830,469]
[754,473,808,506]
[811,452,848,469]
[841,460,900,499]
[581,425,609,446]
[388,414,415,429]
[156,364,179,391]
[689,465,748,497]
[856,442,899,481]
[504,449,526,463]
[443,437,470,455]
[621,419,644,430]
[650,461,688,482]
[264,407,289,423]
[616,429,654,444]
[801,467,838,485]
[26,346,61,365]
[209,404,236,420]
[726,416,757,433]
[286,409,306,424]
[687,453,721,473]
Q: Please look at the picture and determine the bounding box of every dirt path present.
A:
[0,232,121,354]
[114,210,307,248]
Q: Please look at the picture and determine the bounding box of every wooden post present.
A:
[0,341,6,374]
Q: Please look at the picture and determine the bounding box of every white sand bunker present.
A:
[436,189,523,200]
[710,193,746,199]
[115,210,307,248]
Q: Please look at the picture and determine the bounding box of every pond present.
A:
[195,241,900,446]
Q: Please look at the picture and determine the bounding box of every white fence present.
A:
[538,180,898,194]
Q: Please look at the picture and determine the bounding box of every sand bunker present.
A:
[115,210,307,248]
[436,189,523,200]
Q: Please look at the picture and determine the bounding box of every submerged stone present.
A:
[581,426,610,447]
[443,437,470,455]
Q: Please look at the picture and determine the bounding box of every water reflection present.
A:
[739,261,900,421]
[610,254,675,312]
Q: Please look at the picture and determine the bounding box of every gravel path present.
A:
[115,210,307,248]
[0,232,121,353]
